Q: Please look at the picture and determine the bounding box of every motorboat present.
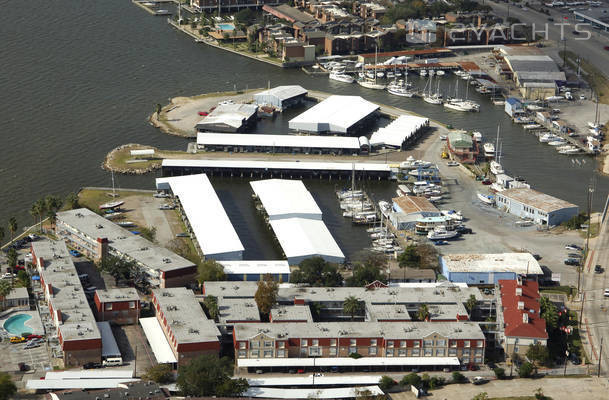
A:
[539,133,559,143]
[444,99,479,112]
[329,72,354,83]
[436,70,445,76]
[117,221,136,227]
[427,226,459,240]
[337,189,363,199]
[483,143,495,158]
[472,131,482,142]
[423,93,442,105]
[548,140,567,146]
[419,69,427,77]
[104,212,123,219]
[558,146,581,155]
[490,182,505,193]
[99,200,124,210]
[490,160,504,175]
[378,201,392,217]
[477,193,495,205]
[428,69,435,76]
[441,210,463,221]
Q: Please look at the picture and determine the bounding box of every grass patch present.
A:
[78,189,147,211]
[579,222,599,239]
[540,286,576,296]
[560,50,609,104]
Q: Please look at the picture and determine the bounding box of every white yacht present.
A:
[358,79,386,90]
[548,139,567,146]
[436,70,445,76]
[427,226,459,240]
[477,193,495,205]
[444,100,479,112]
[539,133,559,143]
[483,143,495,158]
[329,72,354,83]
[387,80,416,97]
[472,131,482,142]
[490,160,504,175]
[419,69,427,77]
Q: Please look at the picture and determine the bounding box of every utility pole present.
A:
[598,337,604,377]
[578,292,586,329]
[563,39,567,68]
[135,345,138,377]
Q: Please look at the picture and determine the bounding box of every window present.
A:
[412,349,420,356]
[423,340,433,347]
[238,350,246,358]
[424,348,432,356]
[475,357,483,364]
[448,348,457,356]
[251,341,260,349]
[413,341,420,348]
[329,347,337,356]
[302,339,308,347]
[264,341,273,348]
[450,340,457,348]
[475,349,483,356]
[277,349,285,357]
[129,301,135,309]
[350,339,356,346]
[464,340,470,348]
[386,349,394,357]
[278,342,285,349]
[462,349,470,355]
[477,340,484,347]
[312,339,319,346]
[250,350,259,357]
[436,348,445,356]
[309,347,321,356]
[436,339,446,347]
[239,342,246,349]
[387,340,394,348]
[398,349,406,357]
[349,346,357,354]
[263,350,273,358]
[369,347,377,355]
[400,341,406,348]
[106,303,113,311]
[330,339,337,346]
[370,339,377,346]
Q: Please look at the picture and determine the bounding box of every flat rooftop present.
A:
[152,288,220,344]
[498,187,578,213]
[575,8,609,25]
[6,286,28,300]
[218,298,261,324]
[366,304,411,321]
[270,305,313,322]
[369,115,429,148]
[254,85,308,101]
[95,287,139,303]
[234,321,484,341]
[32,240,101,342]
[197,132,362,150]
[250,179,322,219]
[156,174,244,258]
[393,195,438,214]
[441,253,543,275]
[196,103,258,130]
[162,159,391,173]
[289,95,380,133]
[57,208,195,275]
[218,260,291,276]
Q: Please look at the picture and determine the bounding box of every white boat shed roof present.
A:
[244,385,383,399]
[254,85,308,101]
[139,317,178,364]
[370,115,429,148]
[156,174,244,259]
[219,260,291,275]
[197,132,363,150]
[289,95,380,133]
[250,179,322,219]
[269,217,344,264]
[162,159,390,172]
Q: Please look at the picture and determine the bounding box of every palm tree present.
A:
[30,203,39,227]
[0,279,12,311]
[417,304,430,321]
[0,226,4,247]
[8,217,17,242]
[45,195,63,229]
[343,296,362,320]
[35,198,46,232]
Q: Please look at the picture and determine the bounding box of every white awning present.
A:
[244,385,383,399]
[248,374,383,386]
[26,379,139,390]
[139,317,178,364]
[238,356,460,368]
[44,369,133,380]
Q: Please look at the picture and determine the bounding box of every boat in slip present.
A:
[489,160,504,175]
[483,142,495,158]
[441,209,463,221]
[477,193,495,205]
[472,131,482,142]
[357,78,386,90]
[539,133,559,143]
[427,226,459,240]
[329,72,354,83]
[419,69,427,77]
[443,99,479,112]
[436,70,445,76]
[490,182,505,193]
[378,200,392,217]
[548,139,567,146]
[387,81,416,97]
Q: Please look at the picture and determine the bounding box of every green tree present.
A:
[6,248,18,269]
[143,364,174,383]
[397,245,420,278]
[34,198,47,232]
[526,343,549,367]
[290,257,342,286]
[100,255,135,285]
[417,304,430,321]
[465,294,477,313]
[7,217,17,242]
[343,296,362,320]
[0,372,17,400]
[203,295,219,320]
[140,226,157,242]
[234,8,255,24]
[493,367,506,380]
[254,274,278,315]
[65,192,80,210]
[400,372,421,387]
[518,361,535,378]
[346,262,386,286]
[378,375,396,391]
[197,259,226,284]
[16,270,30,288]
[539,296,559,331]
[0,280,13,311]
[45,195,63,228]
[176,354,248,396]
[452,371,466,383]
[0,226,4,246]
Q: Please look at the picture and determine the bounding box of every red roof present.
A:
[499,279,548,339]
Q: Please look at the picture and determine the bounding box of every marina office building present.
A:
[156,174,244,260]
[253,85,308,111]
[440,253,543,285]
[289,95,380,134]
[250,179,345,264]
[196,132,370,155]
[56,208,197,288]
[31,240,102,367]
[495,187,579,226]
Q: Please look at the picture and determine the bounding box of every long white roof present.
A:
[156,174,244,257]
[197,132,362,149]
[219,260,291,275]
[26,379,139,390]
[162,159,391,172]
[250,179,322,219]
[238,356,460,368]
[370,115,429,147]
[254,85,308,101]
[44,369,134,380]
[269,217,344,262]
[249,375,384,386]
[289,95,380,133]
[441,253,543,275]
[139,317,178,364]
[244,386,383,399]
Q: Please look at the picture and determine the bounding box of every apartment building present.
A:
[94,288,140,325]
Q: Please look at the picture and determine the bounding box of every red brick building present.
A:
[94,288,140,325]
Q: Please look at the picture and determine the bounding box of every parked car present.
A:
[27,334,43,340]
[10,336,26,344]
[198,111,209,116]
[472,376,487,385]
[580,94,586,100]
[18,362,29,372]
[24,342,41,349]
[564,258,580,266]
[604,288,609,297]
[83,362,103,370]
[604,45,609,51]
[567,253,582,259]
[565,244,583,251]
[595,265,603,274]
[69,250,81,257]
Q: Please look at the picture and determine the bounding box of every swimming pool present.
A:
[217,23,235,31]
[3,314,33,336]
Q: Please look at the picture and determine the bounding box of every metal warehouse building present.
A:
[197,132,370,155]
[196,103,258,133]
[440,253,543,285]
[253,85,308,110]
[495,187,578,226]
[289,95,380,134]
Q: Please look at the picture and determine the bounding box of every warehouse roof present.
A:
[244,385,383,399]
[574,8,609,24]
[162,158,391,172]
[441,253,543,275]
[152,288,221,344]
[393,195,438,214]
[289,95,379,133]
[269,217,344,263]
[250,179,322,219]
[156,174,244,258]
[370,115,429,147]
[498,187,578,213]
[197,132,362,150]
[196,103,258,130]
[254,85,308,101]
[57,209,195,274]
[505,55,560,73]
[219,260,291,275]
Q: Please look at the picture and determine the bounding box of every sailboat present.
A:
[444,77,480,112]
[99,171,124,210]
[357,46,386,90]
[422,74,442,105]
[489,126,504,175]
[387,66,416,97]
[329,72,354,83]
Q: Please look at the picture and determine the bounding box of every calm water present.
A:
[1,0,606,259]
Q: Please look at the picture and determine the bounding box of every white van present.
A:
[102,357,123,367]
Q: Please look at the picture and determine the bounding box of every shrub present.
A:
[378,375,396,391]
[349,352,362,359]
[518,361,534,378]
[400,372,421,387]
[452,371,467,383]
[493,367,506,380]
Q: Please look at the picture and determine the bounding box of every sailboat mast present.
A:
[351,163,355,192]
[111,170,116,197]
[496,125,500,161]
[374,45,378,85]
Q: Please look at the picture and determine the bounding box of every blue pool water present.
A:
[217,23,234,31]
[3,314,33,335]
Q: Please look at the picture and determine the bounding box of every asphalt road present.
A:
[485,1,609,78]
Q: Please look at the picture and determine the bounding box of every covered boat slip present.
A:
[161,159,392,180]
[156,173,244,260]
[196,132,369,155]
[370,115,430,149]
[250,179,322,220]
[139,317,178,365]
[244,385,384,399]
